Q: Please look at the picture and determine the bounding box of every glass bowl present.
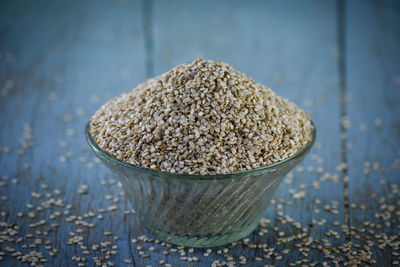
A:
[85,122,316,247]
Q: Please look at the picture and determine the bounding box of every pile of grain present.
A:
[90,59,311,175]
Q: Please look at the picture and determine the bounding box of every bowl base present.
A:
[146,222,259,248]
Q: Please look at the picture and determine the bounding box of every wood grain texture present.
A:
[0,0,148,266]
[344,0,400,265]
[0,0,399,266]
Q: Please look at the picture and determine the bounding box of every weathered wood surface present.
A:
[0,0,399,266]
[345,0,400,265]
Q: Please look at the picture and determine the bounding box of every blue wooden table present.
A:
[1,0,399,266]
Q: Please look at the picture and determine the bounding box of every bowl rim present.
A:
[85,121,316,180]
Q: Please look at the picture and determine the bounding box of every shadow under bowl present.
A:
[85,122,316,247]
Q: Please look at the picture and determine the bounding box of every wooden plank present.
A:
[153,0,346,265]
[344,0,400,265]
[0,0,148,266]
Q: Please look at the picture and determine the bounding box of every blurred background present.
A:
[0,0,399,266]
[0,0,340,109]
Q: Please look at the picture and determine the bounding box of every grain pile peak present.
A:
[90,59,311,175]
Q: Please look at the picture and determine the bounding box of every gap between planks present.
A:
[337,0,350,243]
[143,0,154,78]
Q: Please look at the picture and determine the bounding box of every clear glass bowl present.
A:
[85,122,316,247]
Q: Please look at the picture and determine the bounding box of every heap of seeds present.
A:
[90,59,311,174]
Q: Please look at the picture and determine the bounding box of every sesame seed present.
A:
[90,59,312,175]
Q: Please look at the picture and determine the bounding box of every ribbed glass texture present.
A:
[86,123,315,247]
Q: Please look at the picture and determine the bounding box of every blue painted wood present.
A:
[0,1,148,266]
[0,0,399,266]
[344,0,400,265]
